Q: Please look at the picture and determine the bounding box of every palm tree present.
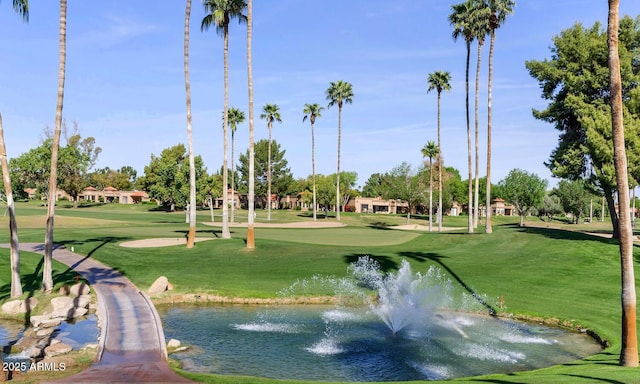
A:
[245,0,255,249]
[201,0,247,239]
[1,0,28,298]
[260,103,281,221]
[184,0,196,249]
[228,107,245,223]
[325,80,354,221]
[607,0,638,367]
[0,114,22,297]
[427,71,451,232]
[449,0,476,234]
[44,0,67,293]
[484,0,514,234]
[303,103,324,221]
[421,141,439,232]
[471,3,490,229]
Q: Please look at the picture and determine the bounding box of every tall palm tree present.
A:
[44,0,67,293]
[421,141,439,233]
[245,0,255,249]
[303,103,324,221]
[484,0,514,234]
[201,0,247,239]
[449,0,475,234]
[184,0,196,249]
[1,0,28,298]
[326,80,354,221]
[228,107,245,223]
[427,71,451,232]
[260,103,281,221]
[608,0,638,367]
[472,3,490,229]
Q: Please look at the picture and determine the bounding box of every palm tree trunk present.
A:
[465,40,473,234]
[429,157,433,232]
[437,91,443,232]
[336,105,342,221]
[0,114,22,297]
[221,24,230,239]
[231,130,235,223]
[474,41,483,229]
[312,122,317,221]
[608,0,638,367]
[184,0,196,249]
[267,124,272,221]
[246,0,255,249]
[44,0,67,293]
[485,31,495,234]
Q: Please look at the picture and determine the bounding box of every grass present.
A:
[0,201,638,383]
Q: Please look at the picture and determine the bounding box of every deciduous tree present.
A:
[381,162,426,224]
[137,144,209,211]
[499,169,547,226]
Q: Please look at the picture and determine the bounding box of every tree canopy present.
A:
[499,169,548,226]
[526,16,640,237]
[136,144,210,211]
[380,162,426,224]
[237,139,292,208]
[8,130,101,205]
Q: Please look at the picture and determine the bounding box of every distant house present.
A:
[347,197,408,214]
[23,188,37,199]
[76,187,150,204]
[472,198,515,217]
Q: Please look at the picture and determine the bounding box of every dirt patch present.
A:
[120,237,215,248]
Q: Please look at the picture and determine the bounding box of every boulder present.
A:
[1,297,38,314]
[58,285,71,296]
[73,294,92,309]
[167,339,181,349]
[30,315,47,328]
[39,318,62,328]
[149,276,169,294]
[51,307,88,320]
[70,283,91,296]
[50,296,74,312]
[36,328,55,337]
[44,342,72,357]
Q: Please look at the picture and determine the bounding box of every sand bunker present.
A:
[120,237,215,248]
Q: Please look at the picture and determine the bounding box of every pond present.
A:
[0,314,99,362]
[159,304,602,382]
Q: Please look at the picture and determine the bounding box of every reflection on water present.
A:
[0,314,99,357]
[159,304,602,382]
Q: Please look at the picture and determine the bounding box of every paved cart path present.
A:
[4,243,192,383]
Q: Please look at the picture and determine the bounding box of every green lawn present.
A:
[0,201,638,383]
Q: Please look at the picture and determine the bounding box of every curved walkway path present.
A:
[9,243,192,383]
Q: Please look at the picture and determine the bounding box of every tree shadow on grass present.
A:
[343,254,399,272]
[557,374,626,384]
[398,251,498,316]
[513,224,617,244]
[58,236,132,258]
[343,251,497,315]
[174,229,225,238]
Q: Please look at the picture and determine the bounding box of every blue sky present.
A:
[1,1,639,189]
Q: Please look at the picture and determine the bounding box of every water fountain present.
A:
[160,257,602,381]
